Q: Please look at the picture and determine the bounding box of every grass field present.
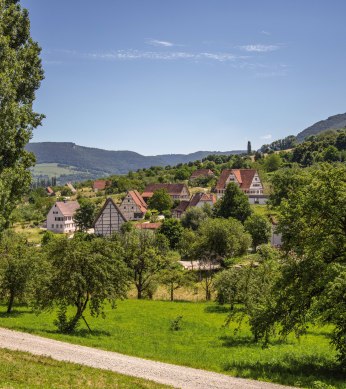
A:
[0,300,344,389]
[30,163,80,177]
[0,348,168,388]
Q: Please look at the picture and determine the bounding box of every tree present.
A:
[214,182,252,223]
[148,189,173,213]
[181,206,209,230]
[244,214,272,251]
[160,260,195,301]
[35,234,129,333]
[194,218,251,300]
[74,201,97,232]
[159,218,183,249]
[263,153,282,172]
[252,164,346,364]
[120,229,171,299]
[0,1,44,231]
[0,231,38,313]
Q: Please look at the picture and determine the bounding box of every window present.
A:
[51,224,54,228]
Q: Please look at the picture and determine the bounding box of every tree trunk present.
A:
[170,285,174,302]
[7,292,15,314]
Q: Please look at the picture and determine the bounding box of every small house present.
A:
[119,190,148,220]
[47,200,80,233]
[93,198,127,237]
[142,183,190,202]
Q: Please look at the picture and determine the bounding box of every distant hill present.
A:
[296,113,346,142]
[26,142,244,181]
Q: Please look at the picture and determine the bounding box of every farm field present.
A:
[0,348,168,388]
[0,300,344,389]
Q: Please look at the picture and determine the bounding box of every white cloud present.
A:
[260,134,272,140]
[87,50,246,62]
[261,30,271,36]
[239,44,279,52]
[146,39,175,47]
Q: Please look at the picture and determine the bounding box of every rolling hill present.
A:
[296,113,346,142]
[26,142,243,182]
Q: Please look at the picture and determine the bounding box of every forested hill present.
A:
[296,113,346,142]
[26,142,243,175]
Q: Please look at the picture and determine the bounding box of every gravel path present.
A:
[0,327,295,389]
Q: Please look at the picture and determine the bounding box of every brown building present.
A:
[93,198,127,237]
[142,183,190,202]
[215,169,263,199]
[190,169,215,180]
[172,192,216,218]
[119,190,148,220]
[93,180,111,192]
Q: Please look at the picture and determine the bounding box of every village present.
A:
[45,168,281,247]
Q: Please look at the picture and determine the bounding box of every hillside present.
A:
[26,142,243,182]
[296,113,346,142]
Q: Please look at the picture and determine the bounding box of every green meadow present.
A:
[0,348,168,388]
[0,300,344,389]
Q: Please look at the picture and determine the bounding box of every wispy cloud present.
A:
[239,44,279,52]
[85,49,247,62]
[260,134,272,140]
[146,39,175,47]
[261,30,271,36]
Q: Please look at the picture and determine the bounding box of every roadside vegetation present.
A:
[0,348,168,389]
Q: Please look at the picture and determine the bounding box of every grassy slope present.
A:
[0,348,168,389]
[0,300,344,389]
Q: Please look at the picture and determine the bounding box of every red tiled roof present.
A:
[135,222,162,230]
[216,169,257,191]
[93,180,110,190]
[56,200,80,216]
[190,169,214,179]
[128,190,148,213]
[142,183,188,197]
[189,193,216,207]
[46,186,54,194]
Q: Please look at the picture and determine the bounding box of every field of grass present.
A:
[30,163,79,177]
[0,348,168,388]
[0,300,343,388]
[12,224,45,244]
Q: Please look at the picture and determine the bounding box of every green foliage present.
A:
[170,315,183,331]
[148,189,173,213]
[120,229,171,299]
[74,201,97,232]
[0,230,40,313]
[244,214,271,251]
[159,218,183,249]
[35,234,129,333]
[263,153,282,172]
[214,182,252,222]
[0,1,44,230]
[254,164,346,364]
[180,206,209,230]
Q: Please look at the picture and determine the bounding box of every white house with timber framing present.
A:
[93,198,127,237]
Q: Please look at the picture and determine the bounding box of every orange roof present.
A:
[46,186,55,194]
[216,169,257,191]
[190,169,214,179]
[93,180,110,190]
[135,222,162,230]
[56,200,80,216]
[127,190,148,213]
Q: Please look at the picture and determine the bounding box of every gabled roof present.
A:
[93,180,110,190]
[66,182,77,193]
[93,197,127,227]
[127,190,148,213]
[46,186,55,195]
[190,169,214,179]
[142,183,189,198]
[189,193,216,207]
[173,200,190,214]
[55,201,80,216]
[216,169,258,191]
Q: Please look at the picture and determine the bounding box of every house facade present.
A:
[93,180,110,192]
[93,198,127,237]
[172,192,216,218]
[46,200,80,233]
[142,183,190,202]
[119,190,148,220]
[215,169,265,201]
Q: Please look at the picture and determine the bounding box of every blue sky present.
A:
[23,0,346,155]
